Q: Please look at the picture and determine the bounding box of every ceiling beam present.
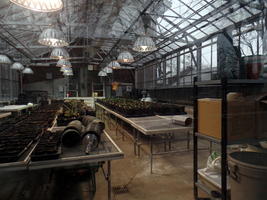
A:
[97,0,162,68]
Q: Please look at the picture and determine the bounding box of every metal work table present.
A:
[0,112,11,119]
[0,104,35,116]
[96,103,192,173]
[0,130,124,200]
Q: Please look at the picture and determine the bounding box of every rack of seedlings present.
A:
[0,124,43,163]
[0,114,29,133]
[57,100,94,126]
[29,103,63,128]
[97,98,186,117]
[31,131,62,161]
[0,103,62,164]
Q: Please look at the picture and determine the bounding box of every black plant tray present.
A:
[120,112,155,118]
[31,146,62,161]
[0,140,33,163]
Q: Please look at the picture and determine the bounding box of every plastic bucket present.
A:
[243,56,264,79]
[228,152,267,200]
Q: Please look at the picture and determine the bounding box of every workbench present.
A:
[0,104,35,116]
[0,112,11,119]
[95,103,192,173]
[0,131,124,200]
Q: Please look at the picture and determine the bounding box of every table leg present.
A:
[168,133,172,150]
[115,117,118,137]
[107,161,112,200]
[164,134,167,152]
[137,132,141,157]
[134,128,137,155]
[150,136,153,174]
[187,131,190,150]
[121,121,125,141]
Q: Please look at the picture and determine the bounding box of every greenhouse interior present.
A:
[0,0,267,200]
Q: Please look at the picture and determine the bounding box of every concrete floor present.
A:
[0,122,209,200]
[94,123,209,200]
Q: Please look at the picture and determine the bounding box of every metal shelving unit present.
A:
[193,77,267,200]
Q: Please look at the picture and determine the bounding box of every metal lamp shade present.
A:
[38,28,68,47]
[10,0,63,12]
[11,62,24,70]
[98,70,107,77]
[103,66,112,73]
[0,55,12,64]
[117,51,134,63]
[60,66,72,72]
[133,36,157,52]
[57,59,72,67]
[51,48,69,59]
[63,70,73,76]
[22,67,34,74]
[108,60,121,69]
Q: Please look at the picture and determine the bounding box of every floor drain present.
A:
[112,185,129,194]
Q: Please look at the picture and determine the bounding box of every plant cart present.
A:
[193,77,267,200]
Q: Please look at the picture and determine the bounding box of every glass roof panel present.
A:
[190,30,207,39]
[213,0,225,8]
[201,24,219,35]
[198,5,214,16]
[228,8,254,23]
[190,0,207,11]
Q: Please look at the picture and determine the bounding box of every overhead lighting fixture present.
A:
[38,27,69,47]
[11,62,24,70]
[10,0,63,13]
[108,60,121,69]
[57,59,72,68]
[133,35,157,52]
[51,48,69,59]
[0,54,12,64]
[98,70,107,77]
[103,66,112,73]
[60,66,72,72]
[117,51,134,63]
[22,67,34,74]
[63,70,73,76]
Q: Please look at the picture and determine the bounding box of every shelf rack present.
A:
[193,77,267,200]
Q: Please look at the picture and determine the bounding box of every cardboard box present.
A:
[198,98,256,141]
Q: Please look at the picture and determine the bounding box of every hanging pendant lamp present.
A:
[98,70,107,77]
[63,69,73,76]
[22,67,34,74]
[10,0,63,13]
[117,51,134,63]
[60,66,72,72]
[103,66,112,73]
[57,59,72,68]
[11,62,24,70]
[133,35,157,52]
[38,27,68,47]
[108,60,121,69]
[0,55,12,64]
[51,48,69,59]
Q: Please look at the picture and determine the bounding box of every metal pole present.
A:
[107,161,111,200]
[193,77,198,199]
[20,71,23,94]
[150,135,153,174]
[221,78,228,200]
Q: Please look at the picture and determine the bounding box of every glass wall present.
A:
[137,36,218,89]
[136,22,264,90]
[0,64,19,101]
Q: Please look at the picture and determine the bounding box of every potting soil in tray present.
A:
[31,131,62,161]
